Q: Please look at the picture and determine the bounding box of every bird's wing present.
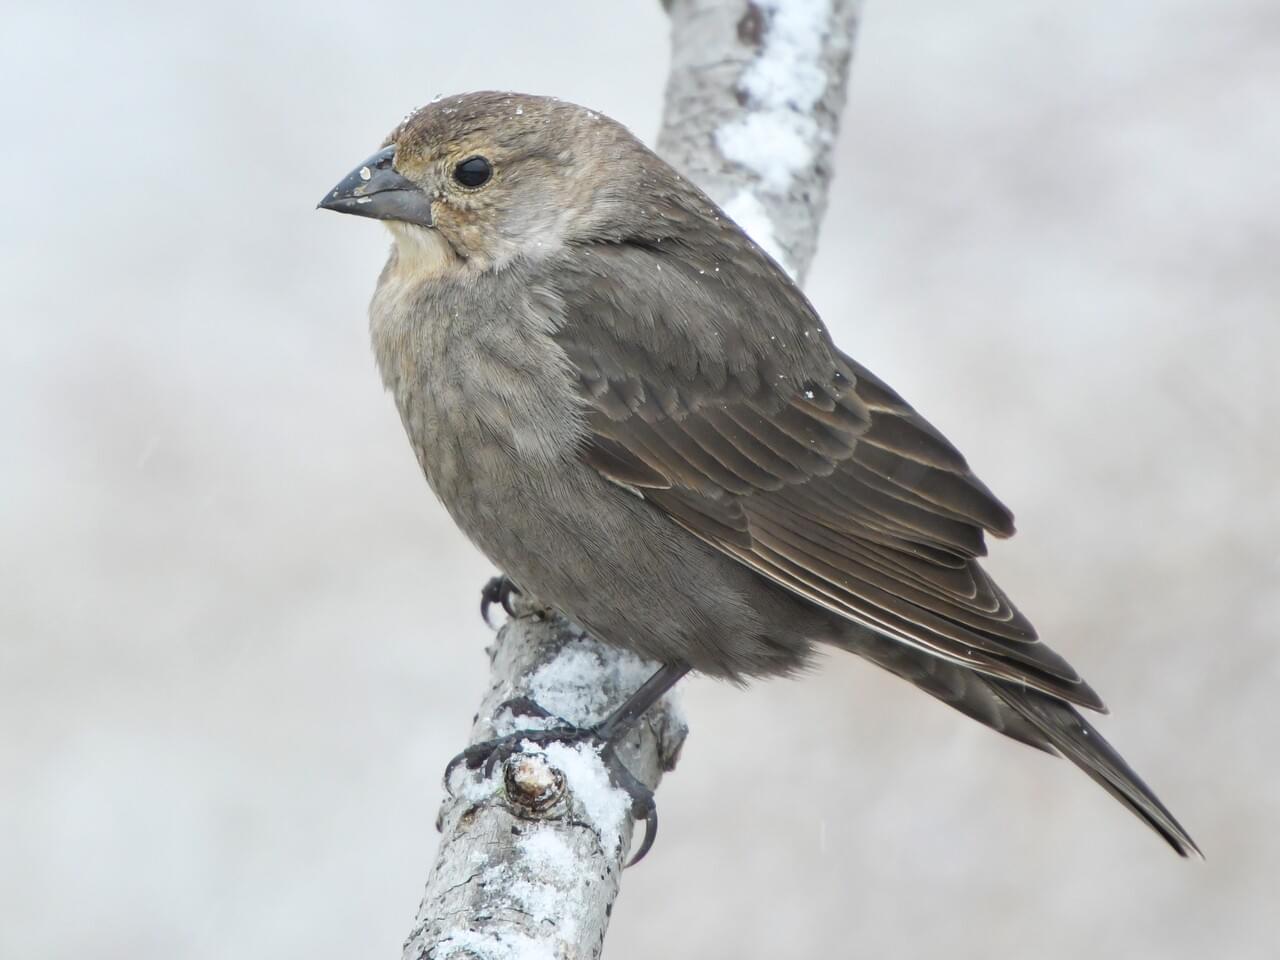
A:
[547,235,1103,711]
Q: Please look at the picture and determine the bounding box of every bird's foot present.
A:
[480,574,521,627]
[481,575,554,627]
[444,698,659,866]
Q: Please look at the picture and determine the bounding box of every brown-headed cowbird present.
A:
[319,91,1197,857]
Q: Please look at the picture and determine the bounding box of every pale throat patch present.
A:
[385,221,455,279]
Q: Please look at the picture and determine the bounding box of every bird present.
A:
[319,91,1198,859]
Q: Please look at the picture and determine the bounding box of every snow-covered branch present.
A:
[660,0,863,281]
[402,3,862,957]
[401,610,685,960]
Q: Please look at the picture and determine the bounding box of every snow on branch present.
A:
[660,0,863,281]
[402,3,862,958]
[402,611,685,960]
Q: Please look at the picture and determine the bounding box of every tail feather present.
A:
[847,630,1055,752]
[833,627,1199,856]
[986,679,1201,858]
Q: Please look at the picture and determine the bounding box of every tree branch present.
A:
[402,3,862,957]
[401,608,686,960]
[660,0,863,281]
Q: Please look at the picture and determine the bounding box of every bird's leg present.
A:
[592,663,689,741]
[444,662,690,865]
[480,574,522,627]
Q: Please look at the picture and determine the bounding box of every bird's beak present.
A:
[317,146,434,228]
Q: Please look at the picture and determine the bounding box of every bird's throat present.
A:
[385,221,457,282]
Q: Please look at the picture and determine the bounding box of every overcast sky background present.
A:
[2,1,1277,957]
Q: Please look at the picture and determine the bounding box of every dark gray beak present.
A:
[317,146,434,228]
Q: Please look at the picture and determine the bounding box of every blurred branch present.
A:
[402,2,862,957]
[660,0,863,281]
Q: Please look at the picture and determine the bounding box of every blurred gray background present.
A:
[2,0,1276,957]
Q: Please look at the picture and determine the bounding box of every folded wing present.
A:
[549,235,1103,712]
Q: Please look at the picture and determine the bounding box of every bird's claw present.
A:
[480,574,521,627]
[443,710,659,867]
[607,752,658,867]
[492,695,559,723]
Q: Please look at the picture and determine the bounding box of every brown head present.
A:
[319,92,672,271]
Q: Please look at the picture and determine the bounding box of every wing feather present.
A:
[547,238,1103,712]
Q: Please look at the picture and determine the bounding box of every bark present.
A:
[401,608,686,960]
[403,3,863,957]
[660,0,864,281]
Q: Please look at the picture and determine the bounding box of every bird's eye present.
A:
[453,156,492,188]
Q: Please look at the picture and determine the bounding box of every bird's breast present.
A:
[369,260,586,519]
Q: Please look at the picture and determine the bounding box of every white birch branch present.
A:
[401,607,686,960]
[402,3,863,958]
[660,0,864,281]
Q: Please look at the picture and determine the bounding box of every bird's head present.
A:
[319,92,651,271]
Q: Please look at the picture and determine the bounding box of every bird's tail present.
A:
[835,628,1200,856]
[985,678,1201,857]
